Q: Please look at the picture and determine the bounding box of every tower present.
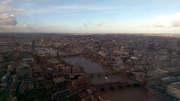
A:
[57,52,59,58]
[32,40,35,52]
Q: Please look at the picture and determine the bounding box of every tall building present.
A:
[40,55,47,65]
[32,40,35,52]
[19,50,30,59]
[57,52,59,58]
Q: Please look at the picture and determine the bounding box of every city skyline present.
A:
[0,0,180,33]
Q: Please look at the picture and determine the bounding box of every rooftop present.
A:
[168,81,180,90]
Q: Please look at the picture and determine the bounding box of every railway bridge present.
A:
[87,71,120,77]
[94,80,141,90]
[58,53,81,58]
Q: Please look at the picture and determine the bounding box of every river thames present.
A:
[63,57,165,101]
[37,48,166,101]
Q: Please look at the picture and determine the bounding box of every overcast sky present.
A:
[0,0,180,33]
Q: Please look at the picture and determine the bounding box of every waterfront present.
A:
[63,57,111,73]
[36,47,65,56]
[100,87,165,101]
[41,48,166,101]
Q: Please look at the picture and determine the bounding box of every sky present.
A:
[0,0,180,33]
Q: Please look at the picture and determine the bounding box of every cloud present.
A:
[97,22,106,26]
[0,13,17,25]
[50,5,120,11]
[22,24,29,27]
[1,0,11,4]
[0,0,25,13]
[83,23,88,28]
[0,0,25,26]
[32,23,38,26]
[145,12,180,27]
[58,25,66,28]
[105,26,112,27]
[0,23,68,32]
[27,5,121,14]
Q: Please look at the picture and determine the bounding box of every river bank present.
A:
[143,85,179,101]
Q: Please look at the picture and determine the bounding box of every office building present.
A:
[19,50,30,59]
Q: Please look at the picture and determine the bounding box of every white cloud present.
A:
[83,23,88,28]
[22,24,29,27]
[0,13,17,25]
[97,22,106,26]
[10,15,14,17]
[0,0,25,26]
[0,0,25,13]
[146,12,180,27]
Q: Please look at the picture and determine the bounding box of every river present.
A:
[37,48,166,101]
[36,47,65,56]
[63,57,124,84]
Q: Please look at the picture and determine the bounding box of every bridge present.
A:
[58,53,81,58]
[61,80,142,101]
[87,71,121,77]
[94,80,141,90]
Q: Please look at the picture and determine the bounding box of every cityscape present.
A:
[0,33,180,101]
[0,0,180,101]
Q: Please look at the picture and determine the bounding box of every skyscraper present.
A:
[57,52,59,58]
[32,40,35,52]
